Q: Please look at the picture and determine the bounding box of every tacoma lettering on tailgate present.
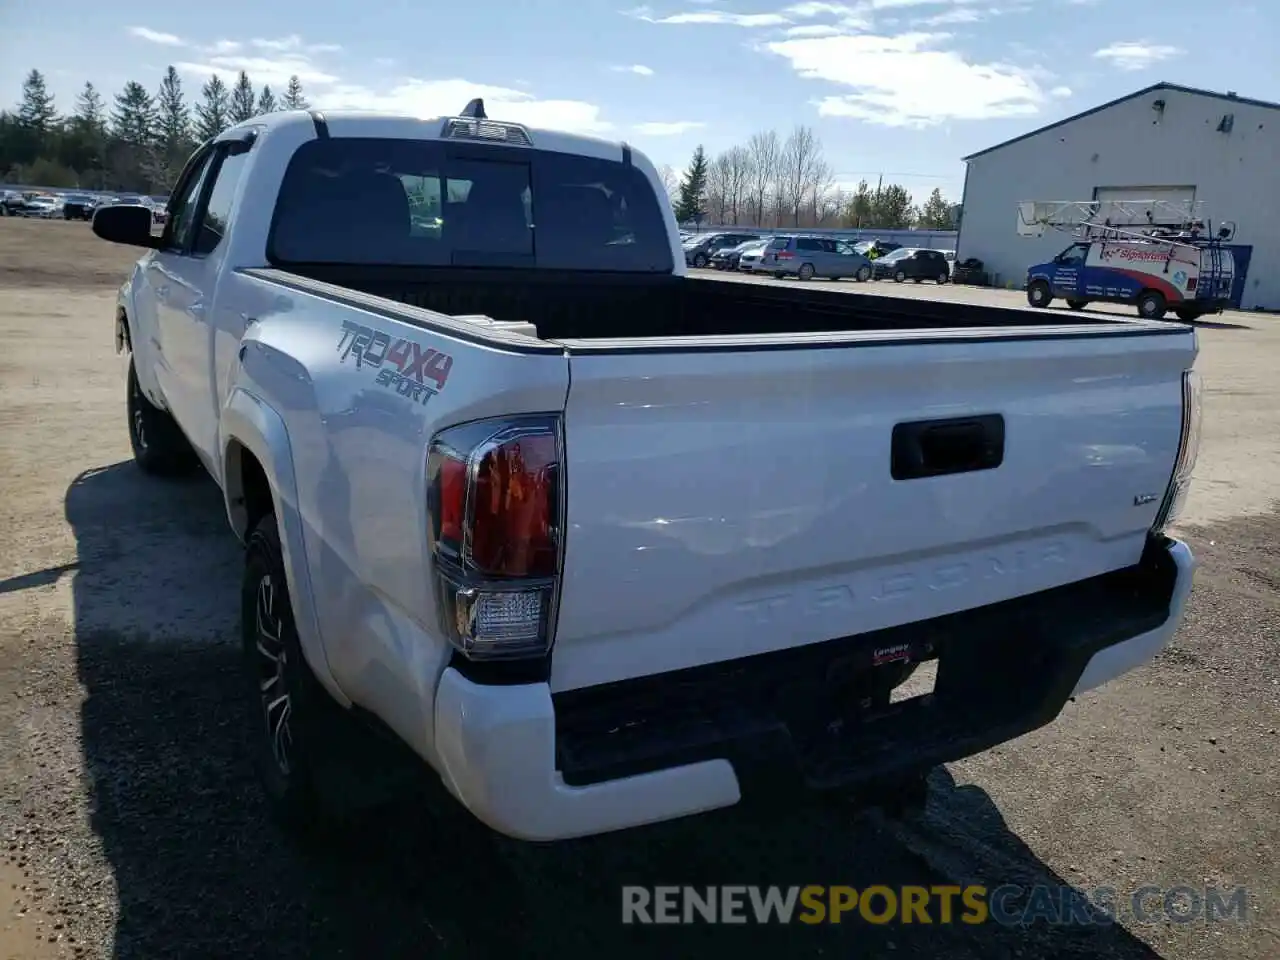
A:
[336,319,454,407]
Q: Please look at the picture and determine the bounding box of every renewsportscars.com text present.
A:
[621,884,1249,926]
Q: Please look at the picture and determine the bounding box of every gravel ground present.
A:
[1,218,1277,959]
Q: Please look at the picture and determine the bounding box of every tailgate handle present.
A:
[891,414,1004,481]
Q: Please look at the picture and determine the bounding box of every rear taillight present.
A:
[426,415,563,660]
[776,251,794,260]
[1151,370,1202,535]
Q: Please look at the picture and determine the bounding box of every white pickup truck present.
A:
[92,103,1201,842]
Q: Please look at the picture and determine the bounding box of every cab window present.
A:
[1058,243,1089,266]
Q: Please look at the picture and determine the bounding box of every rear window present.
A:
[268,137,673,272]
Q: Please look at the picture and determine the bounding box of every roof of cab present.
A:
[217,108,630,163]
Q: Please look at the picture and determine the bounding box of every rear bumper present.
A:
[433,536,1193,841]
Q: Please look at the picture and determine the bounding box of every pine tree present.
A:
[111,81,157,146]
[18,69,58,131]
[917,187,954,229]
[156,67,190,158]
[673,145,709,225]
[256,85,278,115]
[229,71,256,124]
[195,74,230,142]
[869,183,914,230]
[73,82,106,134]
[281,75,308,111]
[844,179,874,228]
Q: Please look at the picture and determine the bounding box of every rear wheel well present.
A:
[116,309,132,353]
[225,441,274,540]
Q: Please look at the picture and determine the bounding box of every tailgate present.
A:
[549,326,1195,692]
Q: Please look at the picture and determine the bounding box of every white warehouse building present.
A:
[956,83,1279,311]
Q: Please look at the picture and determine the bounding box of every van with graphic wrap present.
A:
[1026,238,1235,322]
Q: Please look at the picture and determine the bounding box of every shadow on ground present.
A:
[64,461,1165,960]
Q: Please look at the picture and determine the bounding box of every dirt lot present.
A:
[1,217,1277,959]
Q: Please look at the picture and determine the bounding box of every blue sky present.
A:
[2,0,1275,202]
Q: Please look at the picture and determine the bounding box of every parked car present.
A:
[22,196,61,219]
[0,190,24,215]
[853,239,902,260]
[683,231,761,268]
[761,234,874,281]
[91,105,1199,843]
[737,243,769,273]
[711,238,767,271]
[872,247,952,284]
[62,194,97,220]
[149,196,171,224]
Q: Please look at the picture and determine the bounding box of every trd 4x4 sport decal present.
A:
[336,319,454,407]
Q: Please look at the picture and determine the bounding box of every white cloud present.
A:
[868,0,959,8]
[176,55,339,88]
[919,8,983,25]
[316,79,612,134]
[784,24,850,36]
[764,31,1048,127]
[612,64,656,75]
[172,31,606,135]
[633,120,707,135]
[1092,41,1184,71]
[249,35,342,54]
[128,26,184,46]
[784,2,861,16]
[1049,84,1072,97]
[625,5,791,26]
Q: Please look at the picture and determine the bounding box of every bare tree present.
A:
[724,145,751,226]
[706,152,732,225]
[806,158,835,225]
[657,163,679,202]
[745,130,780,228]
[781,125,826,227]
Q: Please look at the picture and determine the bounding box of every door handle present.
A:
[891,414,1005,481]
[155,284,170,298]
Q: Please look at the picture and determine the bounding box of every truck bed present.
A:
[262,265,1136,341]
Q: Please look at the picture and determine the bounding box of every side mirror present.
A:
[92,204,159,248]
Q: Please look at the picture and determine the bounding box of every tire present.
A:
[1137,290,1168,320]
[894,270,907,283]
[244,516,360,837]
[879,773,931,819]
[126,358,197,476]
[1026,280,1052,308]
[798,263,816,281]
[936,273,949,284]
[1066,299,1089,311]
[773,271,785,280]
[857,265,872,282]
[692,253,708,268]
[912,277,922,284]
[1174,306,1202,323]
[243,516,428,838]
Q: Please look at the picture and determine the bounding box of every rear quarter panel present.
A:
[223,275,570,762]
